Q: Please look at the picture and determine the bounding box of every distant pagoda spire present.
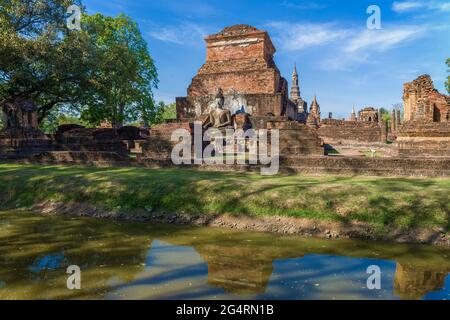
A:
[309,95,321,124]
[351,106,357,121]
[290,63,301,103]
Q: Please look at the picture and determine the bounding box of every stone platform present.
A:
[318,119,387,144]
[8,155,448,178]
[396,121,450,157]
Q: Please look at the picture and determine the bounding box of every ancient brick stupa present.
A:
[176,24,297,121]
[358,107,379,123]
[0,98,50,150]
[141,24,324,161]
[396,75,450,157]
[403,75,449,122]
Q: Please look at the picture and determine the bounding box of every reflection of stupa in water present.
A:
[394,263,447,300]
[199,244,274,295]
[196,243,450,299]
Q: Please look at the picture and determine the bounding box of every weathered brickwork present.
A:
[177,25,296,119]
[403,75,450,122]
[396,121,450,157]
[318,119,386,144]
[137,156,450,177]
[176,92,289,120]
[358,107,379,123]
[266,120,324,156]
[140,122,194,161]
[148,24,325,160]
[396,75,450,157]
[0,99,51,155]
[0,99,46,141]
[189,25,279,96]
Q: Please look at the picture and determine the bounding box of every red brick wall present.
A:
[188,70,279,97]
[318,119,385,143]
[206,38,267,62]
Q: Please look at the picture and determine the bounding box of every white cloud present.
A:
[267,22,349,50]
[316,24,426,71]
[281,1,327,10]
[392,1,450,13]
[345,26,425,53]
[392,1,423,12]
[268,21,425,56]
[148,23,208,45]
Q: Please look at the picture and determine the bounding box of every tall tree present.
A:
[446,58,450,95]
[80,14,158,128]
[379,107,390,121]
[148,101,176,126]
[0,1,158,128]
[0,0,96,121]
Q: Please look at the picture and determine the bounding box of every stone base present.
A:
[140,119,325,161]
[0,126,134,160]
[137,156,450,177]
[267,120,324,156]
[140,122,193,161]
[318,119,386,144]
[31,151,130,163]
[395,121,450,157]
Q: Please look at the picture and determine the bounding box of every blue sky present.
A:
[83,0,450,119]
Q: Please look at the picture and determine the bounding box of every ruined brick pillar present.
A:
[391,110,396,133]
[380,120,388,143]
[402,75,449,123]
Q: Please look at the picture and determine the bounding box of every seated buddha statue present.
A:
[202,88,232,130]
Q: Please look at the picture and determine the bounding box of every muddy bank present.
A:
[28,200,450,247]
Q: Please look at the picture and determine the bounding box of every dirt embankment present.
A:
[30,200,450,247]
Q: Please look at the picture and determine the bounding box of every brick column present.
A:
[391,110,396,134]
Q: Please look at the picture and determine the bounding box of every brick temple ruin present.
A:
[0,98,147,162]
[141,24,324,161]
[395,75,450,157]
[0,24,449,176]
[176,25,297,120]
[0,98,51,153]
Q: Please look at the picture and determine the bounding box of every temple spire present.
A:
[351,106,357,121]
[290,63,301,103]
[309,95,321,124]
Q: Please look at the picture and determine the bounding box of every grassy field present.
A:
[0,163,449,233]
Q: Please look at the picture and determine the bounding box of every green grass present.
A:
[0,163,449,233]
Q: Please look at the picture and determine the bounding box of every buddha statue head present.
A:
[214,88,225,110]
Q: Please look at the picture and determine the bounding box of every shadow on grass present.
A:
[0,164,448,234]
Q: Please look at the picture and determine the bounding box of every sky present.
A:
[83,0,450,119]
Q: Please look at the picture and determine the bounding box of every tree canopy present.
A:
[79,13,158,128]
[379,107,390,122]
[446,58,450,95]
[0,0,93,120]
[0,0,158,128]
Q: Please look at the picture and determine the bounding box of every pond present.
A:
[0,211,449,300]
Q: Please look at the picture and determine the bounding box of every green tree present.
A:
[379,107,390,122]
[39,106,90,133]
[0,0,96,121]
[148,101,176,127]
[0,1,158,128]
[446,58,450,94]
[79,13,158,128]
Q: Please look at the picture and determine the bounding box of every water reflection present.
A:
[0,211,449,300]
